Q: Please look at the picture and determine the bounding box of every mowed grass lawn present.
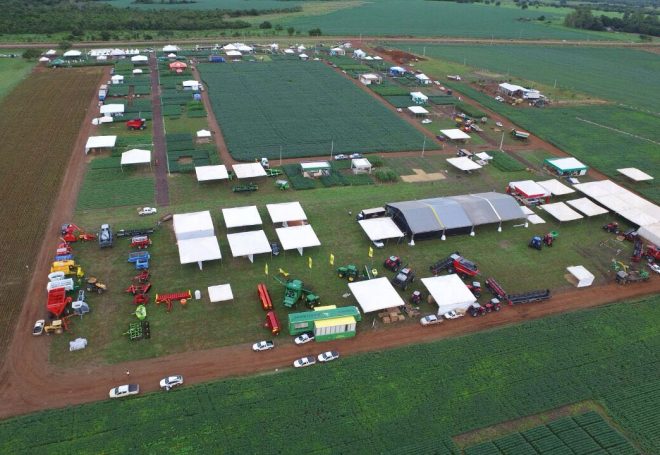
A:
[0,58,34,101]
[198,59,431,160]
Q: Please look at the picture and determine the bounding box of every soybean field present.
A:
[199,60,430,160]
[0,58,34,102]
[101,0,302,10]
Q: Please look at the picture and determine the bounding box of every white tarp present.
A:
[173,211,215,241]
[266,202,307,224]
[541,202,584,222]
[447,157,482,172]
[163,45,179,52]
[617,167,653,182]
[177,236,221,269]
[85,135,116,153]
[348,277,405,313]
[537,179,575,196]
[358,217,404,241]
[232,163,267,179]
[566,198,608,217]
[566,265,595,288]
[422,274,477,316]
[441,129,471,140]
[222,205,262,229]
[99,104,124,115]
[120,149,151,166]
[275,225,321,256]
[196,129,212,138]
[407,106,429,115]
[226,230,271,263]
[195,165,228,182]
[410,91,428,101]
[510,180,550,198]
[637,223,660,246]
[226,50,242,57]
[208,284,233,303]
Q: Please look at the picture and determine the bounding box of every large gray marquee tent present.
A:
[386,192,525,240]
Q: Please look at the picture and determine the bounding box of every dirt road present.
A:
[149,54,170,206]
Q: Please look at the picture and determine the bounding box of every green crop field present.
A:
[198,60,430,160]
[76,168,155,210]
[0,58,34,101]
[101,0,302,10]
[399,44,660,113]
[2,297,658,453]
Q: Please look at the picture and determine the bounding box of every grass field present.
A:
[76,167,155,210]
[0,58,34,102]
[0,67,102,362]
[101,0,303,10]
[400,44,660,113]
[198,60,430,159]
[4,297,659,452]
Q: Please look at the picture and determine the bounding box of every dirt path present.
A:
[149,54,170,206]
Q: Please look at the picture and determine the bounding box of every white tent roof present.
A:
[537,179,575,196]
[410,91,428,100]
[390,66,405,72]
[566,198,608,217]
[120,149,151,166]
[39,57,50,62]
[352,158,372,169]
[237,45,253,52]
[520,206,534,216]
[284,49,295,55]
[541,202,584,222]
[182,80,199,88]
[226,50,242,57]
[173,211,215,241]
[275,225,321,254]
[85,135,116,153]
[566,265,595,288]
[475,152,493,161]
[299,53,309,59]
[163,45,179,52]
[407,106,429,115]
[447,157,482,171]
[177,236,221,265]
[133,69,143,74]
[226,230,271,260]
[222,205,262,229]
[63,50,82,57]
[348,277,405,313]
[415,73,430,81]
[358,217,404,241]
[111,74,124,81]
[266,202,307,224]
[527,214,546,224]
[360,73,380,80]
[197,129,212,138]
[373,56,382,60]
[96,56,108,61]
[301,161,330,170]
[499,82,525,92]
[208,284,233,303]
[547,157,587,171]
[637,223,660,246]
[131,55,148,62]
[46,49,57,56]
[195,165,228,182]
[509,180,551,198]
[232,163,267,179]
[99,104,124,115]
[422,274,477,316]
[441,129,471,140]
[167,53,177,58]
[617,167,653,182]
[222,44,237,51]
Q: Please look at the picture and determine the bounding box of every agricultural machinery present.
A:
[430,252,479,278]
[155,290,192,312]
[257,283,273,310]
[47,287,73,318]
[133,270,151,283]
[466,281,482,298]
[632,240,643,262]
[60,224,96,243]
[264,311,281,335]
[467,304,486,317]
[130,235,152,249]
[126,118,147,130]
[615,270,649,285]
[50,260,85,279]
[126,283,152,305]
[483,298,502,312]
[128,251,150,270]
[85,277,107,294]
[44,315,75,335]
[272,276,320,309]
[602,222,620,234]
[410,290,423,305]
[485,277,551,305]
[384,256,402,272]
[391,267,415,291]
[125,321,150,340]
[98,224,113,248]
[232,183,258,193]
[337,264,359,281]
[117,227,155,238]
[645,244,660,263]
[529,232,556,250]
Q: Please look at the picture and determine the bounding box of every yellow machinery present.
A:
[50,260,85,278]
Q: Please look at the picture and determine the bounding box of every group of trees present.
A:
[564,7,660,36]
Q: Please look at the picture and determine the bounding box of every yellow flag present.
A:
[329,253,335,266]
[264,263,269,275]
[368,246,374,258]
[308,257,313,269]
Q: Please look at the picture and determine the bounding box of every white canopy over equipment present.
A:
[85,135,116,153]
[182,80,200,90]
[275,224,321,255]
[177,236,222,270]
[120,149,151,168]
[527,214,546,224]
[222,205,263,229]
[162,45,179,52]
[407,106,429,115]
[638,223,660,246]
[566,198,608,217]
[566,265,595,288]
[173,211,215,241]
[196,129,212,138]
[617,167,653,182]
[447,157,482,172]
[195,165,228,182]
[232,163,267,179]
[131,55,148,63]
[537,179,575,196]
[99,104,124,115]
[266,201,307,225]
[541,202,584,222]
[111,75,124,84]
[351,158,372,174]
[509,180,551,199]
[421,274,477,316]
[358,218,404,242]
[226,230,271,263]
[441,129,471,141]
[348,277,405,313]
[208,284,233,303]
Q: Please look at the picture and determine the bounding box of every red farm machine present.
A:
[257,283,273,310]
[47,287,73,319]
[60,224,96,243]
[485,277,551,305]
[264,311,281,335]
[155,290,192,312]
[126,118,147,130]
[430,252,479,278]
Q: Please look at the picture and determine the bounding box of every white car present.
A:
[333,154,348,161]
[293,356,317,368]
[421,119,432,124]
[252,340,275,352]
[649,263,660,274]
[349,153,363,159]
[294,333,314,345]
[159,375,184,391]
[33,319,45,336]
[138,207,157,216]
[317,351,339,363]
[420,314,442,326]
[495,121,503,128]
[109,384,140,398]
[443,310,465,320]
[495,96,505,102]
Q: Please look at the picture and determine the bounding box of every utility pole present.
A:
[421,137,426,157]
[330,140,334,160]
[499,130,505,151]
[279,145,283,166]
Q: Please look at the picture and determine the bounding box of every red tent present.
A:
[169,61,187,71]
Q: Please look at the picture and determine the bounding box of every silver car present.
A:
[159,375,184,391]
[293,356,316,368]
[317,351,339,363]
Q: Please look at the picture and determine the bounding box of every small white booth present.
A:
[422,274,477,316]
[410,91,428,104]
[407,106,429,116]
[348,277,405,313]
[177,237,222,270]
[120,149,151,170]
[351,158,372,174]
[100,104,125,116]
[358,218,404,244]
[222,205,263,229]
[275,224,321,256]
[232,163,267,179]
[266,202,307,226]
[226,230,271,263]
[446,157,482,172]
[566,266,595,288]
[111,75,124,84]
[85,135,117,154]
[207,284,234,303]
[195,165,228,182]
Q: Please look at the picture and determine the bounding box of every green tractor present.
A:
[273,276,320,308]
[337,264,359,282]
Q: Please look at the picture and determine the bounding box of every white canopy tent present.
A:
[226,50,242,57]
[358,218,404,242]
[195,165,228,182]
[120,149,151,169]
[541,202,584,222]
[45,49,57,56]
[99,104,124,116]
[208,284,233,303]
[131,55,148,63]
[637,223,660,246]
[275,224,321,256]
[475,152,493,162]
[509,180,551,199]
[566,198,608,217]
[441,129,471,141]
[85,135,116,154]
[111,75,124,84]
[177,236,221,270]
[566,266,595,288]
[617,167,653,182]
[163,45,180,52]
[520,206,534,216]
[39,57,50,63]
[232,163,267,179]
[226,230,271,263]
[196,129,212,138]
[422,274,477,316]
[527,214,546,224]
[410,91,428,103]
[351,158,372,174]
[407,106,429,115]
[133,69,143,75]
[446,157,482,172]
[222,205,263,229]
[182,80,200,90]
[266,201,307,225]
[348,277,405,313]
[173,211,215,241]
[63,50,82,58]
[537,179,575,196]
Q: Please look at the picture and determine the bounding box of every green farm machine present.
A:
[273,276,320,309]
[337,264,359,281]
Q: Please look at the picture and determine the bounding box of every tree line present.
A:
[564,7,660,36]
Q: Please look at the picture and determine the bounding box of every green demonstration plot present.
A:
[102,0,301,10]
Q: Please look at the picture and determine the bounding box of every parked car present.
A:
[252,340,275,352]
[420,314,442,326]
[421,119,432,124]
[32,319,45,336]
[138,207,157,216]
[334,154,348,161]
[495,96,505,102]
[443,310,465,320]
[649,263,660,274]
[294,332,315,345]
[293,356,317,368]
[159,375,184,391]
[349,153,363,159]
[317,351,339,363]
[270,242,281,256]
[109,384,140,398]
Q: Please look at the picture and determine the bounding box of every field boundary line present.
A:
[575,116,660,146]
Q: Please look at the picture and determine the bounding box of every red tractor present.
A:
[645,244,660,263]
[384,256,402,272]
[602,222,619,234]
[483,298,502,313]
[466,281,482,298]
[126,118,146,130]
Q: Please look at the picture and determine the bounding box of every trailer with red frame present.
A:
[430,252,479,278]
[257,283,273,310]
[155,290,192,312]
[130,235,152,249]
[485,277,550,305]
[264,311,281,335]
[60,224,96,243]
[47,287,73,318]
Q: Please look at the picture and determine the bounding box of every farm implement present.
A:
[60,223,96,243]
[44,315,75,335]
[257,283,273,310]
[133,270,150,283]
[155,290,192,312]
[85,277,107,294]
[485,277,551,305]
[125,321,151,340]
[337,264,359,281]
[430,252,479,278]
[126,283,152,305]
[264,311,281,335]
[273,276,320,309]
[232,183,258,193]
[128,251,150,270]
[51,260,85,278]
[117,227,156,238]
[130,235,152,249]
[47,287,73,318]
[615,270,649,285]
